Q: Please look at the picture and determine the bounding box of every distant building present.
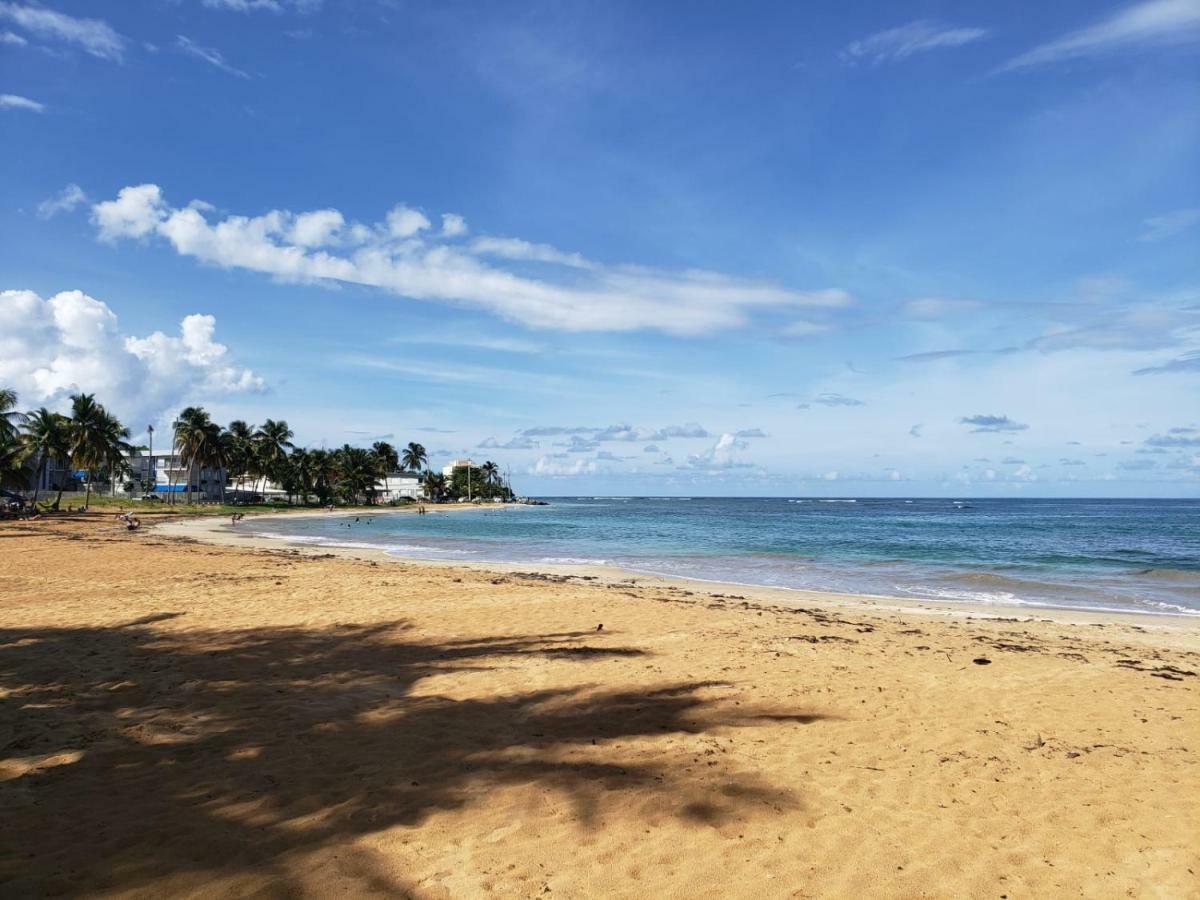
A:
[441,458,475,478]
[377,472,423,502]
[126,449,227,501]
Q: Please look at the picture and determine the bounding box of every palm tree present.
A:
[226,420,255,496]
[372,441,398,500]
[308,448,336,505]
[422,470,446,503]
[173,406,215,505]
[334,445,375,504]
[254,419,294,498]
[0,430,31,491]
[0,388,26,442]
[481,460,499,487]
[287,447,314,504]
[21,408,69,505]
[66,394,130,509]
[401,441,427,473]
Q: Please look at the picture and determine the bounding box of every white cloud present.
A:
[685,432,753,471]
[202,0,321,11]
[91,184,853,336]
[1000,0,1200,71]
[531,454,598,476]
[290,209,344,247]
[176,35,250,79]
[0,93,44,112]
[1139,208,1200,242]
[0,3,124,61]
[441,213,468,237]
[0,288,264,426]
[386,205,431,238]
[0,29,26,45]
[37,183,87,219]
[842,20,987,64]
[92,184,167,241]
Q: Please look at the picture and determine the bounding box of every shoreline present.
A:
[4,513,1198,896]
[154,510,1200,631]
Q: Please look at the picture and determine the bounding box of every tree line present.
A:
[1,388,513,508]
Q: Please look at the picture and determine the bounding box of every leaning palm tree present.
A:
[372,441,398,499]
[21,408,70,505]
[401,441,427,473]
[0,388,26,442]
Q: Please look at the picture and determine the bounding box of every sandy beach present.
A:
[2,513,1198,898]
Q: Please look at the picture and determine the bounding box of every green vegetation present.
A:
[1,387,517,510]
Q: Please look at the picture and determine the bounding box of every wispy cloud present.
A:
[202,0,322,12]
[1133,351,1200,374]
[176,35,250,79]
[959,414,1029,433]
[0,28,26,45]
[0,3,124,61]
[841,20,988,64]
[798,393,865,408]
[1139,207,1200,242]
[91,184,852,336]
[0,92,43,112]
[902,298,981,318]
[1000,0,1200,72]
[37,183,87,218]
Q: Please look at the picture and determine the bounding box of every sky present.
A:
[2,0,1198,497]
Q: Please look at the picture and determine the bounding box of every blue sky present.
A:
[2,0,1198,496]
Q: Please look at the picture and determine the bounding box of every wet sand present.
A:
[1,514,1197,898]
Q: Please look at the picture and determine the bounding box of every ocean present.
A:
[248,497,1200,617]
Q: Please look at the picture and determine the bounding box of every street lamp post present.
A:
[147,425,154,497]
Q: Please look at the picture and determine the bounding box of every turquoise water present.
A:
[249,498,1200,616]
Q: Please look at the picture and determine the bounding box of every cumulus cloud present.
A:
[89,184,852,336]
[0,3,125,61]
[841,20,987,64]
[959,414,1029,433]
[531,454,597,476]
[1000,0,1200,71]
[440,213,468,238]
[0,93,44,112]
[684,432,753,471]
[37,184,87,219]
[0,288,264,426]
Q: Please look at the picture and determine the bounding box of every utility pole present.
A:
[147,425,154,497]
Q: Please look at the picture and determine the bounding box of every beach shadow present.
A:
[0,616,822,895]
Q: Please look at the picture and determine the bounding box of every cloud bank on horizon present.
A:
[3,0,1199,494]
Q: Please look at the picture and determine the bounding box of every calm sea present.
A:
[249,497,1200,617]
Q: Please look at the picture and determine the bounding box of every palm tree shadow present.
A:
[0,617,826,895]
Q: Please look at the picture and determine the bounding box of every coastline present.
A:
[3,514,1198,897]
[155,510,1200,632]
[157,511,1200,628]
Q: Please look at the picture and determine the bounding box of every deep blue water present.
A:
[249,498,1200,616]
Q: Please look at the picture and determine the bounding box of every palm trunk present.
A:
[32,455,46,504]
[84,477,91,510]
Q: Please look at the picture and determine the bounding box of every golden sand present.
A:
[1,514,1197,898]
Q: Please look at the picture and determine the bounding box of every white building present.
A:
[126,450,227,501]
[377,472,423,502]
[441,458,475,478]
